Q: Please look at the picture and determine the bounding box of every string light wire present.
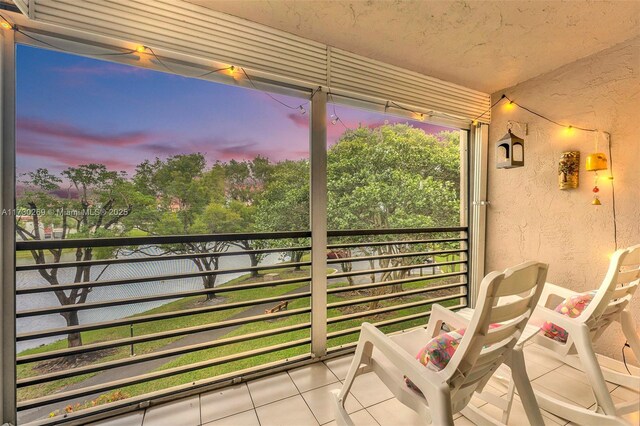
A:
[502,94,598,132]
[605,131,618,251]
[471,94,506,124]
[240,67,310,113]
[389,101,427,121]
[490,94,618,252]
[1,14,317,116]
[9,23,137,57]
[194,65,236,79]
[327,90,349,130]
[622,342,632,375]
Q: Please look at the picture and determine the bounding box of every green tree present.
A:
[136,154,251,299]
[16,165,153,348]
[255,159,310,269]
[328,125,460,230]
[327,124,461,303]
[223,157,272,277]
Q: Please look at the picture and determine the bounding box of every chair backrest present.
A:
[441,261,548,396]
[580,244,640,343]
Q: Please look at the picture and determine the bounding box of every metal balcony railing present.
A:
[14,227,468,425]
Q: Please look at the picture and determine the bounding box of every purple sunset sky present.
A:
[17,44,451,177]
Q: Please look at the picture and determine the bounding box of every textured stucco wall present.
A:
[486,36,640,362]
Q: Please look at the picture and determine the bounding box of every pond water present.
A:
[16,250,281,352]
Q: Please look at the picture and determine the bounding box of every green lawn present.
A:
[17,265,317,402]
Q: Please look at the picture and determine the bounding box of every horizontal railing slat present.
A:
[327,292,466,325]
[16,261,311,295]
[17,287,311,317]
[327,282,466,310]
[16,230,312,250]
[15,227,465,251]
[17,307,311,356]
[16,277,312,341]
[17,322,311,384]
[16,245,312,271]
[17,338,312,410]
[326,302,467,342]
[326,248,466,265]
[327,236,465,250]
[327,227,466,237]
[327,271,466,294]
[329,259,466,280]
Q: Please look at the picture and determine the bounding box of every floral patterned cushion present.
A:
[405,324,500,393]
[540,290,597,343]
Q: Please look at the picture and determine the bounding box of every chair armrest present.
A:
[425,304,470,338]
[359,322,447,394]
[538,282,579,308]
[529,305,582,330]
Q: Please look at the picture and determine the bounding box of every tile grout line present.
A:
[244,382,263,426]
[286,370,322,425]
[200,408,258,426]
[360,400,387,426]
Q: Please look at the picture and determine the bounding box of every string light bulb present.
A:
[472,120,478,126]
[136,45,147,53]
[1,21,12,30]
[330,114,338,125]
[228,65,236,75]
[298,105,306,115]
[504,100,515,111]
[563,125,575,136]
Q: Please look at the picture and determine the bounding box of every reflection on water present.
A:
[16,250,280,352]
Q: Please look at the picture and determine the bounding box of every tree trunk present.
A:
[292,251,303,271]
[249,252,260,278]
[62,311,83,347]
[202,275,218,301]
[341,262,355,286]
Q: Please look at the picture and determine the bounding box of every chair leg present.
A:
[501,377,515,424]
[333,341,374,426]
[423,387,454,426]
[509,348,545,426]
[621,309,640,364]
[337,340,372,403]
[573,325,617,415]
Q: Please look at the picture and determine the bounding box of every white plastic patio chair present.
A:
[332,261,549,426]
[527,244,640,425]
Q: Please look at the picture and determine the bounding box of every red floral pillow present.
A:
[406,324,500,393]
[540,291,597,342]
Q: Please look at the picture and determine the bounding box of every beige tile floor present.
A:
[92,346,640,426]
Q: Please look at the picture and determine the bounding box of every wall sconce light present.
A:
[496,129,525,169]
[558,151,580,190]
[585,152,608,172]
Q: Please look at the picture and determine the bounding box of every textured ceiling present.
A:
[185,0,640,93]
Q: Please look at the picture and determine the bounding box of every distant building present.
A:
[16,217,74,241]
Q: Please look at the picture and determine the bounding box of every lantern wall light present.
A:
[496,124,525,169]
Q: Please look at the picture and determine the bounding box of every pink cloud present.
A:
[18,117,153,147]
[17,141,134,170]
[286,112,310,128]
